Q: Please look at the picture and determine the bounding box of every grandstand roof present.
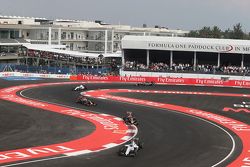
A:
[122,36,250,54]
[23,44,121,58]
[0,39,28,46]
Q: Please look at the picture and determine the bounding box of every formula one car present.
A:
[123,116,138,126]
[118,138,143,157]
[76,96,96,106]
[135,81,155,86]
[123,112,138,126]
[72,85,87,91]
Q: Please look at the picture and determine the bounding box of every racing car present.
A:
[72,84,87,91]
[123,112,138,126]
[76,96,96,106]
[123,116,138,126]
[135,81,155,86]
[118,138,143,157]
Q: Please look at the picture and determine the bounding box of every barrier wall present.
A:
[0,72,70,79]
[72,75,250,88]
[120,70,250,80]
[0,64,110,75]
[1,72,250,88]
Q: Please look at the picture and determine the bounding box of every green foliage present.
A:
[186,23,249,40]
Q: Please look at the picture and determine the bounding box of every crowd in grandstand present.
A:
[124,61,250,75]
[2,48,249,76]
[26,50,104,65]
[4,49,120,75]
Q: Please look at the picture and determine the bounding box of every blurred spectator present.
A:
[124,61,250,75]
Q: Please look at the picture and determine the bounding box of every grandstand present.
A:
[0,43,121,74]
[121,36,250,77]
[0,15,189,75]
[2,15,250,77]
[2,35,250,77]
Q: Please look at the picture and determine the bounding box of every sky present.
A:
[0,0,250,32]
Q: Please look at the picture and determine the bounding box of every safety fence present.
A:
[0,72,70,79]
[0,64,111,75]
[71,75,250,88]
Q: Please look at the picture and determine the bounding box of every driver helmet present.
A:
[127,111,133,117]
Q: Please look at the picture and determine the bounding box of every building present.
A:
[121,35,250,76]
[0,15,189,54]
[0,15,188,74]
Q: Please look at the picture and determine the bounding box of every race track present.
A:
[0,79,249,167]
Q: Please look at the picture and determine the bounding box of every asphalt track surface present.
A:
[0,79,249,167]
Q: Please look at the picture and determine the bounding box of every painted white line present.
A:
[114,117,123,121]
[64,150,92,156]
[205,120,235,167]
[18,85,238,167]
[99,113,110,117]
[8,86,139,167]
[91,96,236,167]
[126,129,137,133]
[97,97,107,99]
[0,156,68,167]
[121,136,132,141]
[1,128,138,167]
[103,143,119,148]
[19,89,102,115]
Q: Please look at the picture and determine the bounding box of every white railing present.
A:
[0,72,70,79]
[120,70,250,81]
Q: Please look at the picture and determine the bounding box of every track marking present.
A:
[2,83,248,166]
[99,113,110,117]
[0,156,68,167]
[103,143,119,148]
[121,136,132,140]
[91,96,236,167]
[19,89,105,115]
[84,88,250,167]
[114,117,123,121]
[0,83,137,165]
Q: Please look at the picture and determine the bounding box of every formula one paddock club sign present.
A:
[147,42,250,54]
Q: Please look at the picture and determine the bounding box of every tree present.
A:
[186,23,249,40]
[199,26,212,38]
[223,28,233,39]
[232,23,244,39]
[211,26,222,38]
[185,30,199,37]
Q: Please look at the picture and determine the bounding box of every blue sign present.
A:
[2,76,43,81]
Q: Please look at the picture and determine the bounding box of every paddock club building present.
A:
[121,35,250,75]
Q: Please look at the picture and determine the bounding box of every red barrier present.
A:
[71,75,250,88]
[70,75,77,80]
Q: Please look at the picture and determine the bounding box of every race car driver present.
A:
[74,84,85,91]
[125,138,139,156]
